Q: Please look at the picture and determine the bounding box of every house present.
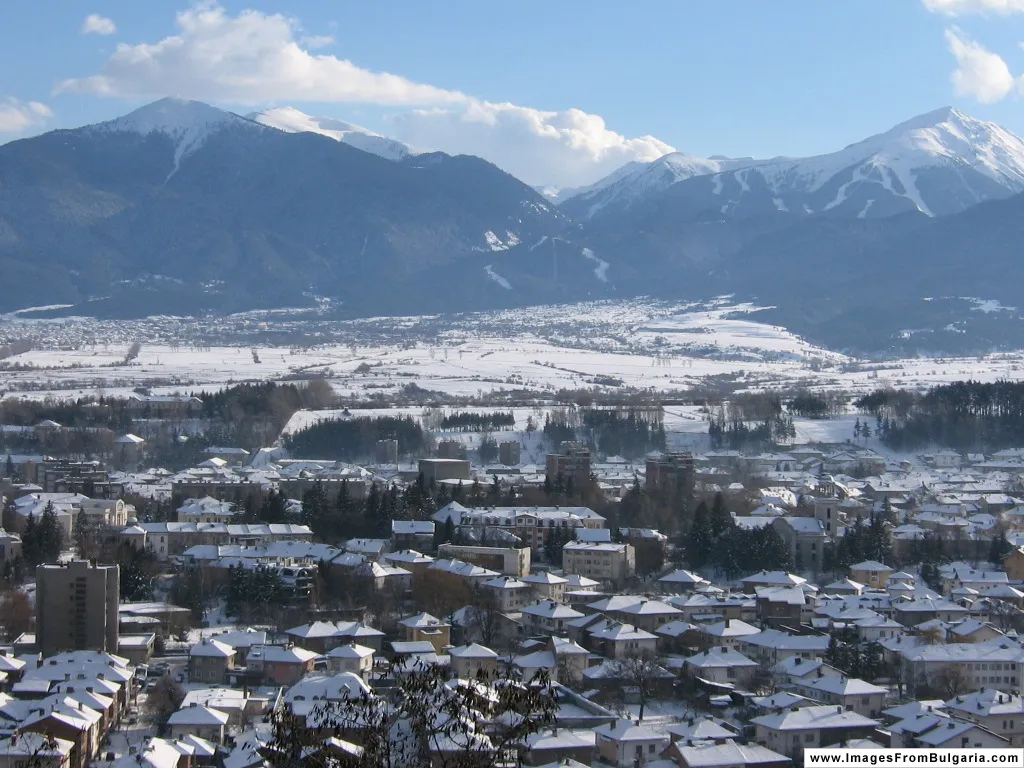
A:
[587,622,659,659]
[604,597,683,633]
[398,613,451,653]
[752,706,879,757]
[667,716,739,743]
[741,572,807,591]
[522,601,585,636]
[434,544,532,581]
[245,644,318,686]
[795,676,888,718]
[0,732,74,768]
[325,643,374,680]
[521,571,567,603]
[391,520,434,552]
[893,598,970,627]
[512,637,590,686]
[187,638,236,684]
[738,630,830,668]
[448,643,499,680]
[658,569,710,593]
[522,730,595,766]
[594,719,667,767]
[823,578,864,596]
[754,587,808,629]
[667,741,792,768]
[695,619,761,651]
[849,561,893,589]
[943,689,1024,745]
[167,703,229,744]
[683,647,760,687]
[914,718,1010,748]
[176,496,236,524]
[901,642,1024,696]
[562,541,635,586]
[481,575,532,612]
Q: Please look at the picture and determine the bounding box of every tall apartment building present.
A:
[546,442,592,487]
[645,452,695,498]
[36,560,119,657]
[498,441,521,466]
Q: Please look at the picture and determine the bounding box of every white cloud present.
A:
[299,35,334,49]
[57,4,466,106]
[924,0,1024,14]
[0,99,53,135]
[945,28,1017,103]
[393,101,675,187]
[82,14,117,35]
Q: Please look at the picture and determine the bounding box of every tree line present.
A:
[439,411,515,431]
[857,381,1024,453]
[286,415,428,462]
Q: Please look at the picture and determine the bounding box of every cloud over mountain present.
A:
[393,100,674,188]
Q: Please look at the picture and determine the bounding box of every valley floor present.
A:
[2,299,1023,402]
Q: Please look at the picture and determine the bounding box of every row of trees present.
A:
[286,415,428,462]
[439,411,515,431]
[857,381,1024,452]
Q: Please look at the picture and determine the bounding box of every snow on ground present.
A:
[3,298,1024,404]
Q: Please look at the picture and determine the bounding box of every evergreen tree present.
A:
[4,455,13,478]
[37,503,64,563]
[259,490,288,524]
[688,501,714,570]
[301,481,331,539]
[21,513,39,567]
[709,492,733,539]
[989,531,1014,566]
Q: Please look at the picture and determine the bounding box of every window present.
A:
[805,734,814,743]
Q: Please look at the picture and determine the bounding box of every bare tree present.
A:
[610,650,670,722]
[466,586,505,650]
[0,588,32,641]
[935,664,972,698]
[266,662,557,768]
[145,675,185,735]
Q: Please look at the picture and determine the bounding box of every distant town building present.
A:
[646,452,695,498]
[499,441,521,466]
[546,442,592,487]
[375,439,399,465]
[419,458,471,484]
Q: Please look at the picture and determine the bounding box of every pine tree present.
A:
[301,482,331,540]
[21,513,40,567]
[688,501,714,570]
[709,492,733,539]
[37,503,64,563]
[989,530,1014,565]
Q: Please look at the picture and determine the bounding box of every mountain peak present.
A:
[98,97,250,135]
[89,98,263,180]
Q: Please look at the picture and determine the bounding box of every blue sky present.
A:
[4,0,1024,186]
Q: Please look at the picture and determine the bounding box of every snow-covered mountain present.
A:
[89,97,268,179]
[559,153,762,220]
[0,97,564,316]
[250,106,420,161]
[624,107,1024,222]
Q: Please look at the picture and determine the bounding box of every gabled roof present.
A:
[188,638,235,658]
[167,704,230,726]
[752,704,879,731]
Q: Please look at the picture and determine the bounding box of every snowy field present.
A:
[2,298,1024,402]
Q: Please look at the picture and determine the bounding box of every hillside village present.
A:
[2,390,1024,767]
